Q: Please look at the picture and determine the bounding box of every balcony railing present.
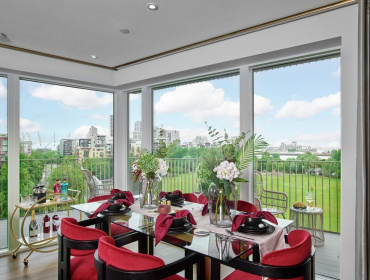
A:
[0,157,340,234]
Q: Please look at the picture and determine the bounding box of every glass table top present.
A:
[71,202,257,263]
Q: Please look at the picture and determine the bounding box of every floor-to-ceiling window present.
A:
[0,76,8,250]
[152,73,240,193]
[253,56,341,279]
[19,79,114,202]
[128,91,142,194]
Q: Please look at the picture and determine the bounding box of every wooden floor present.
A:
[0,237,340,280]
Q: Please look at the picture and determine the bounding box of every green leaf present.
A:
[232,177,248,182]
[236,134,268,171]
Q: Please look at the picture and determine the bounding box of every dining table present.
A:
[71,198,286,280]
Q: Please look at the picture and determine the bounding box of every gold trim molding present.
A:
[0,0,357,71]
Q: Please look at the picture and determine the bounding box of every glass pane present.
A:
[0,76,7,250]
[253,57,341,279]
[153,74,240,193]
[128,92,142,195]
[19,80,113,204]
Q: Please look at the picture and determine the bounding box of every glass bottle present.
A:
[52,206,59,231]
[54,179,61,201]
[29,210,38,238]
[61,178,69,200]
[43,207,50,234]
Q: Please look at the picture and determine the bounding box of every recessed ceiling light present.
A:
[90,55,98,59]
[147,3,158,10]
[120,29,130,34]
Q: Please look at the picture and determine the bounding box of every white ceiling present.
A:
[0,0,349,69]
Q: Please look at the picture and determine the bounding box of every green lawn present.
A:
[161,172,341,233]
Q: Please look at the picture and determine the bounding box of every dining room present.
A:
[0,1,369,280]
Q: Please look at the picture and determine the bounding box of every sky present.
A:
[0,79,113,150]
[149,57,341,148]
[0,56,341,151]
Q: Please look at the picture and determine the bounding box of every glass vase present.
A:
[208,181,238,227]
[140,175,161,209]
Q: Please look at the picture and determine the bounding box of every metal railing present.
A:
[1,157,341,233]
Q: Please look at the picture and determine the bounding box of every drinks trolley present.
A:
[10,191,80,265]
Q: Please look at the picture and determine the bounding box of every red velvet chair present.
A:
[183,193,207,204]
[58,217,108,280]
[223,230,314,280]
[88,195,132,236]
[95,236,202,280]
[237,200,258,213]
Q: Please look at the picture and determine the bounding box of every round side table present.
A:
[289,206,325,247]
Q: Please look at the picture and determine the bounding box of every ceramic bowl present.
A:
[158,204,171,214]
[243,217,263,226]
[107,203,123,212]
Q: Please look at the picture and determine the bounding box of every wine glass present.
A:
[305,192,314,211]
[193,183,203,210]
[36,216,44,238]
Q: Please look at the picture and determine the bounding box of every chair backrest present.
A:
[61,217,107,256]
[261,230,312,280]
[237,200,258,213]
[98,236,165,271]
[254,196,262,211]
[183,193,208,204]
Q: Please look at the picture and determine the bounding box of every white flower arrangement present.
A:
[213,161,240,182]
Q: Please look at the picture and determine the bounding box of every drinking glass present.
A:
[305,192,314,211]
[193,183,203,210]
[36,216,43,238]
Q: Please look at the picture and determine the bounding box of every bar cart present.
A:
[10,191,80,265]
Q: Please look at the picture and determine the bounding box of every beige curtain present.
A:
[356,1,370,279]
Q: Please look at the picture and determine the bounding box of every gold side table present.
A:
[289,206,325,247]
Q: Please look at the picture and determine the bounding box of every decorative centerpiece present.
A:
[196,123,267,227]
[133,127,175,209]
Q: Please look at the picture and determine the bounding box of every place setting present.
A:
[229,211,278,237]
[90,190,134,217]
[160,190,185,207]
[154,209,197,246]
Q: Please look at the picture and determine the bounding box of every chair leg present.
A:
[197,256,206,280]
[185,250,193,280]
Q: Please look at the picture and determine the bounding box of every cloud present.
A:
[275,92,340,119]
[154,82,239,124]
[0,79,6,99]
[91,114,108,120]
[254,95,273,116]
[31,85,113,110]
[294,131,341,145]
[332,107,341,116]
[332,67,341,77]
[0,119,4,127]
[20,118,41,132]
[73,125,110,139]
[129,94,139,101]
